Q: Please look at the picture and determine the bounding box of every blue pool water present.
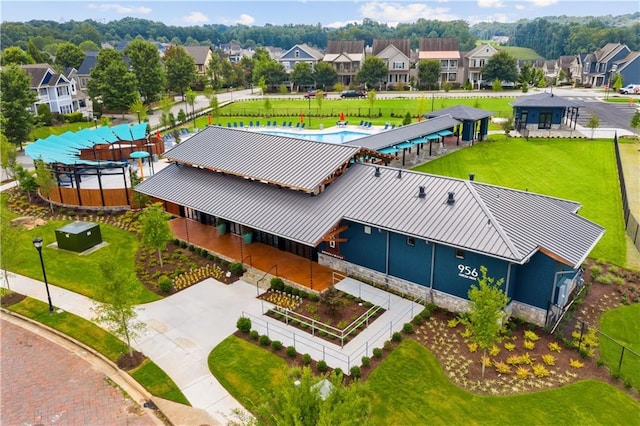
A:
[258,130,369,144]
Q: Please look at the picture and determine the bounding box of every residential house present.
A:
[183,45,214,75]
[220,43,253,63]
[135,125,603,328]
[463,44,498,89]
[277,43,324,76]
[323,40,365,87]
[557,55,577,84]
[582,43,631,87]
[21,63,78,115]
[511,93,580,135]
[371,39,412,90]
[62,67,90,115]
[611,50,640,86]
[76,51,99,91]
[417,37,463,87]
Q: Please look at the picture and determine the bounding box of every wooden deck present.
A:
[170,218,335,291]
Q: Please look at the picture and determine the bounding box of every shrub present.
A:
[391,332,402,342]
[402,323,414,334]
[249,330,259,340]
[158,276,173,292]
[350,366,362,378]
[494,361,512,374]
[516,366,531,380]
[236,317,252,333]
[569,359,584,368]
[271,277,284,290]
[467,342,478,353]
[229,262,244,276]
[309,293,320,302]
[259,334,271,346]
[384,340,393,351]
[373,348,383,358]
[302,353,312,365]
[361,356,371,368]
[523,339,536,350]
[532,364,550,377]
[271,340,283,351]
[333,368,344,378]
[541,354,556,366]
[286,346,297,358]
[317,360,328,372]
[524,330,540,341]
[447,318,459,328]
[590,265,602,279]
[548,342,562,353]
[504,342,516,351]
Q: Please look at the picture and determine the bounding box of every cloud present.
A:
[469,13,509,24]
[88,3,151,15]
[181,11,209,24]
[326,19,361,29]
[214,13,256,26]
[526,0,559,6]
[477,0,505,8]
[357,2,458,26]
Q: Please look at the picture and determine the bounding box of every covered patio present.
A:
[170,218,336,292]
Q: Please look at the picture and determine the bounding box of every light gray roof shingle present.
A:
[425,105,493,121]
[163,126,361,193]
[510,93,578,108]
[136,162,603,267]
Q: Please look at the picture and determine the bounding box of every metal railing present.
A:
[613,136,640,252]
[256,264,278,295]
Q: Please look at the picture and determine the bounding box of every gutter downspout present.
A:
[429,243,436,303]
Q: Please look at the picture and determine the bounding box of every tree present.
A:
[79,40,100,52]
[587,113,600,139]
[320,285,345,317]
[209,94,220,122]
[356,56,387,90]
[253,367,370,426]
[315,90,324,114]
[290,62,315,90]
[417,59,441,90]
[0,64,37,150]
[459,266,509,378]
[27,39,48,63]
[185,88,197,126]
[630,111,640,131]
[313,61,337,91]
[91,253,147,357]
[612,73,623,92]
[87,49,138,116]
[164,45,196,99]
[129,96,147,124]
[158,95,174,128]
[492,78,503,92]
[139,203,173,267]
[14,164,37,202]
[34,159,55,213]
[253,59,287,88]
[0,210,19,290]
[367,89,377,117]
[0,46,34,66]
[205,51,224,90]
[1,135,17,180]
[482,51,518,84]
[124,39,166,105]
[55,42,85,69]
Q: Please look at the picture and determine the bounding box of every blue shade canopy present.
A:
[25,123,148,165]
[426,134,442,140]
[130,151,150,159]
[378,146,399,154]
[396,142,413,149]
[438,130,454,136]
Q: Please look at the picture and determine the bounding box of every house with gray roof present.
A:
[510,93,579,135]
[418,37,463,87]
[135,125,603,328]
[21,63,85,115]
[371,39,412,90]
[324,40,365,87]
[183,45,214,75]
[277,44,325,81]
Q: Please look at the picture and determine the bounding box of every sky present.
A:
[1,0,638,28]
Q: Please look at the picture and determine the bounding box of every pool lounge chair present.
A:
[256,121,261,127]
[249,121,253,127]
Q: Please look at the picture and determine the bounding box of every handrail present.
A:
[256,264,278,296]
[241,255,252,268]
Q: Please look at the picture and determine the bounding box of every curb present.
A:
[0,308,172,426]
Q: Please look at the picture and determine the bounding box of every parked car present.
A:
[304,89,326,99]
[480,80,516,90]
[340,89,367,98]
[619,84,640,95]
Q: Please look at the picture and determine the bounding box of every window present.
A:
[295,50,300,58]
[392,61,404,70]
[448,73,457,81]
[440,60,447,68]
[450,60,457,68]
[407,237,415,247]
[364,226,372,235]
[455,249,465,259]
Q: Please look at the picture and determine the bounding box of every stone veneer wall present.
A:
[319,253,547,327]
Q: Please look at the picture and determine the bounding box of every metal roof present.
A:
[25,123,148,165]
[162,126,361,193]
[345,115,461,151]
[135,162,603,267]
[424,105,493,121]
[510,93,579,108]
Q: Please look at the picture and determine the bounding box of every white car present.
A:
[619,84,640,95]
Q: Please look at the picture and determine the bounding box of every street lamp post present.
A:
[32,237,54,313]
[308,96,311,128]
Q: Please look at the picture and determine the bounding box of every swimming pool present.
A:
[257,130,370,144]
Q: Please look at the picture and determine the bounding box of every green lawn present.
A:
[208,336,640,424]
[367,339,640,425]
[2,215,158,304]
[497,46,543,60]
[414,137,625,266]
[599,303,640,390]
[7,297,189,404]
[208,335,288,409]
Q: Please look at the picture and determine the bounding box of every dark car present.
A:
[304,89,326,99]
[340,89,367,98]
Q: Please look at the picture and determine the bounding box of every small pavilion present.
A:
[422,105,493,145]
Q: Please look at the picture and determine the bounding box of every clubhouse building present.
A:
[135,123,604,328]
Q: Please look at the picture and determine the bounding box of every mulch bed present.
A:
[117,350,146,370]
[1,292,26,307]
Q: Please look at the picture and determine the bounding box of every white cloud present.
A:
[237,14,255,25]
[477,0,505,8]
[326,20,361,29]
[526,0,559,6]
[181,11,209,25]
[469,13,509,24]
[357,2,458,25]
[88,3,151,15]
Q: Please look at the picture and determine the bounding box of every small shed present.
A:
[510,92,579,132]
[423,105,493,144]
[55,221,102,253]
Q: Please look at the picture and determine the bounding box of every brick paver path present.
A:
[0,319,156,426]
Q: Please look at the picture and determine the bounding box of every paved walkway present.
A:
[0,316,160,426]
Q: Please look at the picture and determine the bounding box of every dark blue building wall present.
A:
[340,221,387,273]
[514,106,565,126]
[620,60,640,85]
[433,245,510,299]
[512,251,569,309]
[388,232,431,286]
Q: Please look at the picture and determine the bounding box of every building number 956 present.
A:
[458,264,479,281]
